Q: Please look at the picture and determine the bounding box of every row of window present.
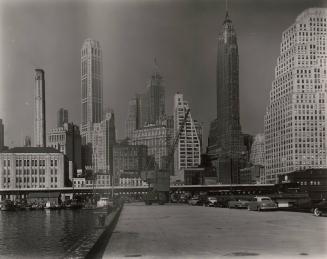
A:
[3,176,59,184]
[10,159,57,167]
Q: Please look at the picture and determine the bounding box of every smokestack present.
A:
[34,69,46,147]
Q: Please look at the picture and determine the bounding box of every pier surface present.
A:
[103,203,327,258]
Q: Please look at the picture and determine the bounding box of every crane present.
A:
[144,108,191,205]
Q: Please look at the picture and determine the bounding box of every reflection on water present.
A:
[0,209,97,258]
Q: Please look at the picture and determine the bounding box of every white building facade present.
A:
[250,133,265,166]
[173,93,201,175]
[132,125,169,170]
[81,39,103,144]
[120,177,148,187]
[264,8,327,183]
[0,147,68,189]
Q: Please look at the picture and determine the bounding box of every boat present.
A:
[82,201,98,210]
[97,197,113,209]
[69,199,84,209]
[1,200,16,211]
[45,201,61,210]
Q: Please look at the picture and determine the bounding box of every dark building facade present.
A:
[144,69,165,126]
[215,11,244,184]
[47,122,82,176]
[126,96,140,139]
[278,168,327,200]
[113,141,148,185]
[0,119,4,151]
[242,133,254,165]
[125,63,165,142]
[57,108,68,127]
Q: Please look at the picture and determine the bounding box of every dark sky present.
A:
[0,0,326,147]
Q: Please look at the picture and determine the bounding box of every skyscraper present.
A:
[250,134,265,167]
[0,119,4,151]
[48,122,82,174]
[57,108,68,127]
[132,60,165,128]
[126,96,140,139]
[24,136,31,147]
[81,39,103,144]
[92,112,116,174]
[132,124,170,170]
[34,69,46,147]
[144,65,165,126]
[264,8,327,183]
[173,93,201,175]
[216,11,244,184]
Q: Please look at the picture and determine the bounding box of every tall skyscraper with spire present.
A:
[34,69,46,147]
[143,59,165,126]
[80,39,103,144]
[216,9,244,184]
[125,59,165,136]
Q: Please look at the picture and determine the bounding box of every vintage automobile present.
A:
[247,196,278,211]
[188,196,205,206]
[312,199,327,217]
[206,196,218,207]
[228,199,250,209]
[188,196,201,206]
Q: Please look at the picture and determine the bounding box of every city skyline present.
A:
[0,0,326,148]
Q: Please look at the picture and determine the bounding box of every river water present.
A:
[0,209,98,258]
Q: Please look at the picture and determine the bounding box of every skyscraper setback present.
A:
[81,39,103,144]
[173,93,201,175]
[34,69,46,147]
[215,11,244,184]
[264,8,327,183]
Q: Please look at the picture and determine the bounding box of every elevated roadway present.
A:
[0,184,275,196]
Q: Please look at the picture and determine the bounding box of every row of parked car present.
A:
[187,195,327,216]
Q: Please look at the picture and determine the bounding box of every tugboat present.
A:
[1,200,16,211]
[45,201,60,210]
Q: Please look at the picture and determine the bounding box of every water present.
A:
[0,209,98,258]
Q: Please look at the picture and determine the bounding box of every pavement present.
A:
[103,203,327,259]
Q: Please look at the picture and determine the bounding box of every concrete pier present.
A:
[103,203,327,258]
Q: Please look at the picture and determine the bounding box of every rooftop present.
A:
[1,147,62,154]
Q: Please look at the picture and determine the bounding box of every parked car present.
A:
[228,199,250,209]
[206,197,218,207]
[179,194,188,203]
[312,199,327,217]
[247,196,278,211]
[215,198,230,208]
[188,196,201,206]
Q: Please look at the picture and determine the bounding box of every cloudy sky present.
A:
[0,0,326,147]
